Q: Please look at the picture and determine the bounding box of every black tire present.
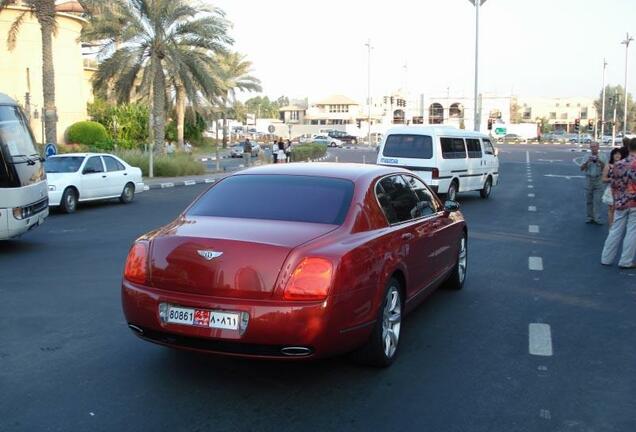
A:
[480,176,492,199]
[119,183,135,204]
[60,187,78,214]
[447,180,459,202]
[351,277,404,367]
[443,234,468,290]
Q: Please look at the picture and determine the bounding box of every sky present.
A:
[209,0,636,102]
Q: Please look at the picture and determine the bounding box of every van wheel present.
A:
[480,176,492,199]
[447,180,459,201]
[61,188,78,214]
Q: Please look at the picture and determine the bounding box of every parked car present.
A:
[325,129,359,145]
[377,126,499,201]
[231,142,261,157]
[497,133,525,144]
[45,153,144,213]
[569,134,592,144]
[313,135,343,147]
[122,163,467,367]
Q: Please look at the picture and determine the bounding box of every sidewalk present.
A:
[142,172,228,190]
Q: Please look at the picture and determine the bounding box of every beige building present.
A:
[0,1,93,144]
[517,96,597,132]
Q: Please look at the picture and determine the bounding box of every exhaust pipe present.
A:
[128,324,144,335]
[280,346,312,356]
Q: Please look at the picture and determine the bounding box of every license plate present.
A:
[166,306,239,330]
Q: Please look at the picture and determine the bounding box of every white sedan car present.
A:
[45,153,144,213]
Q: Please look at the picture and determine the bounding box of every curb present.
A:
[143,177,218,191]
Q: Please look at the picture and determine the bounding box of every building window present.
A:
[328,104,350,113]
[523,108,532,120]
[581,108,588,120]
[550,112,557,120]
[412,116,424,124]
[556,103,560,107]
[566,103,570,108]
[290,111,299,121]
[560,113,568,120]
[449,103,463,118]
[311,120,319,125]
[429,103,444,124]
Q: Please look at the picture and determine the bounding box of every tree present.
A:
[594,85,636,135]
[89,0,231,176]
[277,96,289,107]
[245,96,280,119]
[215,51,262,147]
[2,0,59,144]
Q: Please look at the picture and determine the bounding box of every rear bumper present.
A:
[122,281,371,359]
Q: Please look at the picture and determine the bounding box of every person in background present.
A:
[166,141,176,156]
[272,138,278,163]
[580,141,605,224]
[620,136,630,159]
[243,138,252,167]
[601,138,636,268]
[286,139,292,163]
[277,139,286,164]
[602,148,624,226]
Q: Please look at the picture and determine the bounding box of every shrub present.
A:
[88,98,149,149]
[115,150,205,177]
[66,121,109,147]
[291,143,327,162]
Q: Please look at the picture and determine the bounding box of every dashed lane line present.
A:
[529,323,553,356]
[529,256,544,271]
[529,206,537,212]
[528,193,535,197]
[529,225,540,233]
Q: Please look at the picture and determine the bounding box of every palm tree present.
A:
[215,52,261,147]
[88,0,231,177]
[2,0,59,144]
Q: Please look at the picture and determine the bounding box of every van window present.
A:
[482,138,495,155]
[440,137,467,159]
[466,138,482,158]
[383,134,432,159]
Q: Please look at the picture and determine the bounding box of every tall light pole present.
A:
[365,39,373,145]
[469,0,486,131]
[621,33,633,135]
[600,58,607,139]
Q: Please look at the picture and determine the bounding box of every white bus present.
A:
[0,93,48,240]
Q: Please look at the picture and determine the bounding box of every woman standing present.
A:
[277,139,286,164]
[602,148,624,226]
[272,138,278,163]
[286,140,292,163]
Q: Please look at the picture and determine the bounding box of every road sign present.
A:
[45,143,57,158]
[267,125,275,134]
[494,126,507,136]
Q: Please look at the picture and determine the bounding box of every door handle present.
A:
[401,233,414,241]
[102,175,107,178]
[123,173,128,176]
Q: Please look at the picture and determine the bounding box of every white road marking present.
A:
[528,185,534,189]
[184,180,196,186]
[537,159,563,163]
[528,179,533,183]
[529,206,537,212]
[539,408,552,420]
[529,256,543,271]
[529,225,540,233]
[160,182,175,188]
[143,185,150,191]
[528,193,535,197]
[529,323,553,356]
[204,178,215,183]
[544,174,585,180]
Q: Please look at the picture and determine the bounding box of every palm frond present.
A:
[6,10,27,50]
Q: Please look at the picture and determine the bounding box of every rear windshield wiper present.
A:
[9,154,42,166]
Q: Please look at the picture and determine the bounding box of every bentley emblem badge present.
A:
[197,250,223,261]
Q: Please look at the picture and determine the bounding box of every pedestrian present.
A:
[166,141,176,156]
[243,138,252,167]
[601,148,624,226]
[580,141,605,224]
[601,137,636,268]
[286,139,292,162]
[272,139,278,163]
[620,136,630,159]
[277,139,286,164]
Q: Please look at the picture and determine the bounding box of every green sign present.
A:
[494,127,507,136]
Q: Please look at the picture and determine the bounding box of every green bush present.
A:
[88,98,149,149]
[66,121,109,147]
[115,150,205,177]
[291,143,327,162]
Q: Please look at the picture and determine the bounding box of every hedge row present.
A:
[116,150,205,177]
[291,143,327,162]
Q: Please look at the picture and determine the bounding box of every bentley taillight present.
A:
[283,258,333,301]
[124,242,149,285]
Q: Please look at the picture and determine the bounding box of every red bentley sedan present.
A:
[122,163,467,366]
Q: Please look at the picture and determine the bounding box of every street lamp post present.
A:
[621,33,633,135]
[365,39,373,146]
[469,0,486,132]
[600,58,607,139]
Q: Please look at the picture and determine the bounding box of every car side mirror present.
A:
[443,200,460,213]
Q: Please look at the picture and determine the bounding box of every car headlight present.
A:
[48,185,56,191]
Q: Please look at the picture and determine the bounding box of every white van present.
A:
[376,126,499,200]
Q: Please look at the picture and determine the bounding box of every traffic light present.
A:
[587,119,594,131]
[488,118,493,130]
[574,118,580,132]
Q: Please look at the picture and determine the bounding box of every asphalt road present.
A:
[1,145,634,432]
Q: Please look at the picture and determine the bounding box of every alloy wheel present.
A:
[458,237,467,284]
[382,286,402,358]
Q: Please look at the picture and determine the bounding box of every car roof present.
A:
[235,162,410,182]
[49,153,115,158]
[0,93,18,105]
[385,125,490,139]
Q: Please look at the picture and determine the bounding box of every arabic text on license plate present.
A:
[167,306,239,330]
